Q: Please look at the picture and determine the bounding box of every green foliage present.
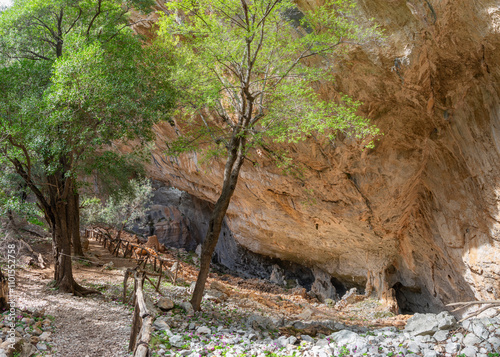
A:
[0,0,174,226]
[339,345,350,357]
[0,167,43,225]
[158,0,381,161]
[81,178,153,230]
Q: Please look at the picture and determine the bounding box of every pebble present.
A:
[39,331,51,341]
[32,327,43,336]
[36,342,48,351]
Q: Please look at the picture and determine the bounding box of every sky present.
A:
[0,0,12,8]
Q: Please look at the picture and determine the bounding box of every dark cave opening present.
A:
[392,282,434,314]
[331,277,347,297]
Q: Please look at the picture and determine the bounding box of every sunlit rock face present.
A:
[135,0,500,313]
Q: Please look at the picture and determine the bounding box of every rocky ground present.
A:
[146,288,500,357]
[0,232,499,357]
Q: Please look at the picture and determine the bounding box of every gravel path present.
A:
[46,293,132,357]
[16,264,134,356]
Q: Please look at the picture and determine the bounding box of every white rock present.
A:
[196,326,211,334]
[405,313,439,336]
[472,321,490,340]
[445,342,460,354]
[489,336,500,350]
[452,332,464,343]
[276,336,288,348]
[329,330,360,346]
[39,331,51,341]
[462,345,478,357]
[315,339,329,347]
[407,341,421,353]
[436,311,457,330]
[36,342,47,351]
[169,335,185,348]
[463,333,482,345]
[433,329,448,342]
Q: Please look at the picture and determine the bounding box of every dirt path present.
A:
[12,234,408,357]
[16,240,135,357]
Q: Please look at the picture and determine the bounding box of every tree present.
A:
[0,0,174,294]
[157,0,381,310]
[81,178,154,239]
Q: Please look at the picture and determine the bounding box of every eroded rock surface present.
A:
[135,0,500,313]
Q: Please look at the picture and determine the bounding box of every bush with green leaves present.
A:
[82,178,154,235]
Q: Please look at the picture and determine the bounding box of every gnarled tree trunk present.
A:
[47,172,93,295]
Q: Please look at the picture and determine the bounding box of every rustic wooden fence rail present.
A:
[127,270,153,357]
[84,228,186,356]
[84,228,181,286]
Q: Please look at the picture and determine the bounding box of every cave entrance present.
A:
[392,282,433,314]
[331,277,347,297]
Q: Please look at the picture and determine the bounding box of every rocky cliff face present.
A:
[135,0,500,313]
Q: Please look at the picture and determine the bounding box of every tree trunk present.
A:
[9,157,93,295]
[190,136,246,311]
[49,175,94,295]
[0,267,8,311]
[70,190,84,257]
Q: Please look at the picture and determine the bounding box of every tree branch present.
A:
[66,6,82,35]
[7,135,32,178]
[86,0,102,36]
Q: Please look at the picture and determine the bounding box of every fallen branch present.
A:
[446,301,500,322]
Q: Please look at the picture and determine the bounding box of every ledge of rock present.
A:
[132,0,500,314]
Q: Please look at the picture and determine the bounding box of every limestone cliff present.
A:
[134,0,500,313]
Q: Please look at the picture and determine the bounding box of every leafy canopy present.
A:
[0,0,174,193]
[158,0,381,159]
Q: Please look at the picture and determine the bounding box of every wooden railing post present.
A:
[128,271,153,357]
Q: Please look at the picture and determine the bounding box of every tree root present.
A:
[56,280,101,297]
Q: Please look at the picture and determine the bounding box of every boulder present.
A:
[169,335,185,348]
[246,314,275,331]
[153,318,170,331]
[328,330,362,346]
[196,326,211,334]
[156,297,175,311]
[404,312,456,336]
[310,269,337,303]
[180,301,194,316]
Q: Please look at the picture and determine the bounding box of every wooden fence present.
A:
[127,270,153,357]
[84,228,184,356]
[84,228,181,287]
